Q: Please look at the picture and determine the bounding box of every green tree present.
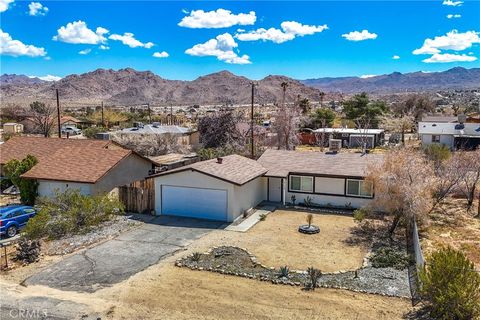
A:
[343,93,388,128]
[423,143,451,170]
[4,155,39,205]
[419,247,480,320]
[308,108,336,128]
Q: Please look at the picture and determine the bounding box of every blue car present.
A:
[0,205,36,238]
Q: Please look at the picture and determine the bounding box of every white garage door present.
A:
[161,186,228,221]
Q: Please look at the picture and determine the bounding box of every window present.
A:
[290,175,313,192]
[431,135,441,143]
[12,210,24,217]
[346,179,373,198]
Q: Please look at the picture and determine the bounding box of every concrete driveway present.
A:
[24,215,224,292]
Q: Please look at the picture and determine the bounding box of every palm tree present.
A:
[319,91,325,108]
[281,82,288,108]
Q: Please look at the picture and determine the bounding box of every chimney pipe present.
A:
[217,157,223,164]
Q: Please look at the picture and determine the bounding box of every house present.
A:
[418,121,480,150]
[2,123,24,134]
[0,136,157,197]
[99,123,199,146]
[311,128,385,148]
[149,149,382,222]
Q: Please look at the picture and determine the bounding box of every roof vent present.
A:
[217,157,223,164]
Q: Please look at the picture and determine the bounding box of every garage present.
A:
[150,155,267,222]
[161,186,228,221]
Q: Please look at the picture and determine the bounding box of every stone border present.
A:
[175,246,409,298]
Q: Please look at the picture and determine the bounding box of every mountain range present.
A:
[1,67,479,107]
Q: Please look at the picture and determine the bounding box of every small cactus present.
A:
[278,265,290,278]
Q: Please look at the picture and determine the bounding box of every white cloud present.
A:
[28,2,48,16]
[108,32,154,48]
[392,55,400,60]
[99,45,109,50]
[235,21,328,44]
[0,29,47,57]
[28,74,62,81]
[185,33,251,64]
[413,30,480,55]
[447,14,462,19]
[53,21,108,44]
[0,0,14,13]
[153,51,169,58]
[443,0,463,6]
[423,53,477,63]
[360,74,376,79]
[179,8,256,28]
[78,48,91,55]
[342,30,377,41]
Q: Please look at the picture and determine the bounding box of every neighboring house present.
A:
[0,136,157,197]
[312,128,385,148]
[99,123,199,146]
[3,123,24,134]
[149,149,382,222]
[418,121,480,150]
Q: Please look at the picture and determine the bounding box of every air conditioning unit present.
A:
[329,139,342,153]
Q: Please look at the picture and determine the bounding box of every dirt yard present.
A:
[422,198,480,269]
[188,210,367,272]
[98,256,412,320]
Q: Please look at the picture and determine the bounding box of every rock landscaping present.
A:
[44,215,142,255]
[176,246,410,298]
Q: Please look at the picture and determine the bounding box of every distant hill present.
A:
[0,68,323,106]
[0,74,45,85]
[301,67,480,93]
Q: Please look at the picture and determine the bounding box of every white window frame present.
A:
[289,175,314,193]
[431,135,441,143]
[346,179,373,198]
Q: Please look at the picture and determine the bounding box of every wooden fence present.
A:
[118,179,155,214]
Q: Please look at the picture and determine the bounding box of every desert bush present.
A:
[419,247,480,320]
[82,126,107,139]
[370,247,411,270]
[278,266,290,279]
[24,190,124,240]
[303,196,313,208]
[306,267,322,290]
[191,252,202,262]
[423,143,451,168]
[258,213,267,221]
[353,208,369,222]
[15,237,41,263]
[3,155,39,205]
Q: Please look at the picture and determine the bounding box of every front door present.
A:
[268,177,282,202]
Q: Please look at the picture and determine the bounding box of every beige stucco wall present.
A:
[232,177,267,217]
[92,154,153,194]
[37,180,93,197]
[153,170,265,222]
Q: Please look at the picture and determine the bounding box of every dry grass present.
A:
[422,198,480,269]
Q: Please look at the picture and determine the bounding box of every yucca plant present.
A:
[306,267,322,290]
[191,252,202,262]
[278,265,290,279]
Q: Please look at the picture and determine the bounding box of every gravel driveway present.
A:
[24,215,224,292]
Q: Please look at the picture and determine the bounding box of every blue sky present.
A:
[1,1,479,80]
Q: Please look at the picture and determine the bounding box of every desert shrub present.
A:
[24,190,124,240]
[303,196,313,208]
[278,266,290,278]
[423,143,451,167]
[419,247,480,320]
[82,126,107,139]
[306,267,322,290]
[353,208,369,222]
[3,155,39,205]
[258,213,267,221]
[370,247,411,270]
[191,252,202,262]
[15,237,41,263]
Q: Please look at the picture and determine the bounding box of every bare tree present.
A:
[272,82,299,150]
[454,149,480,212]
[28,101,55,137]
[367,147,437,238]
[111,133,188,157]
[380,115,415,146]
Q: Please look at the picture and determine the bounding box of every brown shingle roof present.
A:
[257,149,383,178]
[21,146,132,183]
[0,136,115,165]
[149,154,267,185]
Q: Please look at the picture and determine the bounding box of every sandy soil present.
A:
[184,210,367,272]
[422,198,480,269]
[98,257,412,320]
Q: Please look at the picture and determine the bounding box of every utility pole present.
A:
[250,82,255,159]
[56,89,61,138]
[101,101,104,127]
[147,103,152,123]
